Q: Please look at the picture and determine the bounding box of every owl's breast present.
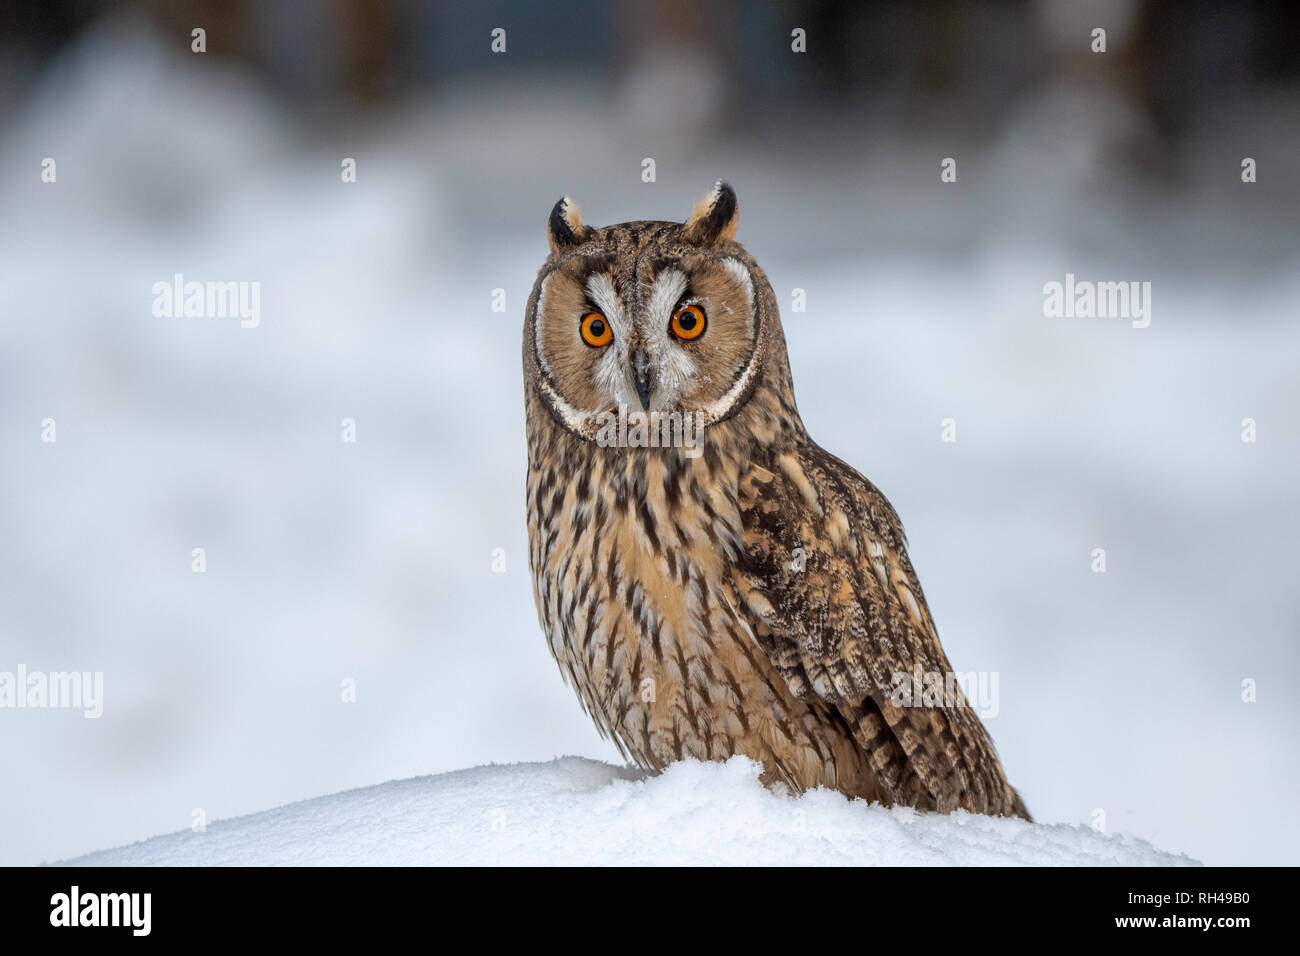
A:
[527,444,739,746]
[525,436,872,793]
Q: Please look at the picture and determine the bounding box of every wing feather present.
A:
[733,442,1028,818]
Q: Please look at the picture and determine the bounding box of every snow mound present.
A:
[59,757,1197,866]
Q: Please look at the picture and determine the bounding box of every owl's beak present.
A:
[632,349,653,411]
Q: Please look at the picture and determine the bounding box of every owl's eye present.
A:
[670,304,707,341]
[580,311,612,347]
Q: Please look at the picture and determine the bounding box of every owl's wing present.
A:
[733,442,1027,818]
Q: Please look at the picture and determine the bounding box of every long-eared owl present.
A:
[523,182,1028,819]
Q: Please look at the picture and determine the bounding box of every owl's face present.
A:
[526,183,771,440]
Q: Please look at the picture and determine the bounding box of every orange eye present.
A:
[580,311,612,347]
[670,304,706,341]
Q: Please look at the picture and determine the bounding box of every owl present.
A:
[523,182,1029,819]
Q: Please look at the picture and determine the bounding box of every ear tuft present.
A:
[547,196,586,255]
[683,181,739,245]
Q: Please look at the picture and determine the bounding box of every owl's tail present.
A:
[1009,788,1033,823]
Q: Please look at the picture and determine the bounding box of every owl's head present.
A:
[524,182,790,442]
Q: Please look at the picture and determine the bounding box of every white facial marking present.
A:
[533,273,554,376]
[641,269,699,410]
[585,274,635,407]
[721,257,755,337]
[584,274,628,339]
[699,257,760,421]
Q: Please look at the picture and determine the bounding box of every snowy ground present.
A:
[2,18,1297,866]
[62,757,1195,867]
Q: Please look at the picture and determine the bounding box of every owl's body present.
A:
[524,186,1028,818]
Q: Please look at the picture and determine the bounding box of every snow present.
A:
[60,757,1195,867]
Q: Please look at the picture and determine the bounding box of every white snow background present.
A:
[2,18,1297,865]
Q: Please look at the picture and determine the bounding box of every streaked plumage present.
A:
[523,182,1028,818]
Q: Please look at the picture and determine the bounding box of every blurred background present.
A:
[1,0,1297,865]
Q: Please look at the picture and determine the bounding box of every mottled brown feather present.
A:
[733,442,1027,817]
